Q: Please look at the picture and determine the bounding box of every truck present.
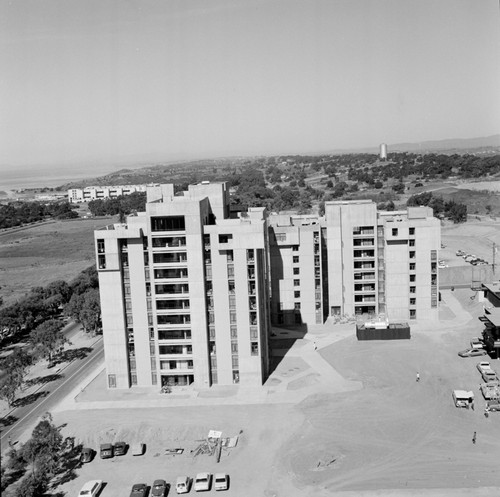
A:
[480,381,500,400]
[476,362,499,383]
[452,390,474,408]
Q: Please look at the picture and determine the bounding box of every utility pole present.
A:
[493,243,496,275]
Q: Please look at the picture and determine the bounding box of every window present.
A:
[231,342,238,353]
[293,256,299,263]
[150,356,157,370]
[229,294,236,308]
[98,255,106,269]
[228,280,235,293]
[410,274,416,282]
[230,325,238,338]
[226,250,234,262]
[410,309,417,319]
[392,228,398,236]
[293,279,300,287]
[410,298,416,305]
[293,267,300,275]
[232,356,239,368]
[410,286,416,293]
[219,234,233,243]
[230,310,237,324]
[131,373,137,385]
[97,239,105,253]
[409,239,415,246]
[108,374,116,388]
[227,265,234,278]
[409,263,416,271]
[409,251,416,259]
[292,245,299,252]
[151,216,185,232]
[294,302,301,310]
[294,291,300,298]
[250,327,258,339]
[409,227,415,235]
[151,372,157,385]
[251,342,259,356]
[209,326,216,339]
[275,233,287,242]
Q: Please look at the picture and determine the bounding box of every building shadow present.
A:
[267,319,308,378]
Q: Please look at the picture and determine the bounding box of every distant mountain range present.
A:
[330,134,500,155]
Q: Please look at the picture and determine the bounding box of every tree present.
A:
[0,375,21,407]
[79,289,101,335]
[29,320,67,366]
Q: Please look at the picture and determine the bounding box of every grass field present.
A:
[0,217,114,305]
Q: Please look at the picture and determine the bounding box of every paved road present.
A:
[0,337,103,449]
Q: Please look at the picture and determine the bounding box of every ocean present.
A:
[0,163,125,193]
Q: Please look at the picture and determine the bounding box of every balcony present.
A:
[353,250,375,259]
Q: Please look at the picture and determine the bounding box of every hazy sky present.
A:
[1,0,499,168]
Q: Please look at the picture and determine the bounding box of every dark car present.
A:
[100,443,114,459]
[114,441,127,456]
[80,447,94,463]
[130,483,148,497]
[151,479,168,497]
[458,348,488,358]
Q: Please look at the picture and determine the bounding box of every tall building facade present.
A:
[95,183,271,389]
[96,185,440,390]
[269,200,440,325]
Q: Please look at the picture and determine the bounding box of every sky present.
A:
[1,0,500,170]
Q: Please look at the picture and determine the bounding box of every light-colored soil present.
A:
[0,217,113,304]
[439,219,500,267]
[43,288,500,497]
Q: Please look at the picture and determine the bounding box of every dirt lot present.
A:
[439,218,500,267]
[49,288,500,497]
[0,217,113,304]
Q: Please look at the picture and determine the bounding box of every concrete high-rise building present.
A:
[96,184,440,390]
[268,200,440,325]
[95,182,271,390]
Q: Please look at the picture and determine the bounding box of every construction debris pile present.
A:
[191,430,240,463]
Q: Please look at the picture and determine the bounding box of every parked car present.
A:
[114,441,127,456]
[214,473,229,491]
[152,479,168,497]
[100,443,113,459]
[458,348,487,358]
[486,399,500,412]
[477,361,499,383]
[194,473,212,492]
[131,442,145,456]
[130,483,148,497]
[78,480,103,497]
[80,447,94,463]
[176,476,191,494]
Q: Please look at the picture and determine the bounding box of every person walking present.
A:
[8,435,12,447]
[313,341,317,351]
[416,372,420,382]
[472,431,477,444]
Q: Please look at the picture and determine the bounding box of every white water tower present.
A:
[380,143,388,160]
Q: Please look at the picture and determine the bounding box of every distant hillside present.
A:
[329,134,500,155]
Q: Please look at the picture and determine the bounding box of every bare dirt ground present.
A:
[41,288,500,497]
[439,218,500,267]
[0,217,113,304]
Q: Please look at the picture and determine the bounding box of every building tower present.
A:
[380,143,388,160]
[95,182,271,390]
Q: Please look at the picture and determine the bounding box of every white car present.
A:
[194,473,212,492]
[78,480,103,497]
[214,473,229,491]
[176,476,191,494]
